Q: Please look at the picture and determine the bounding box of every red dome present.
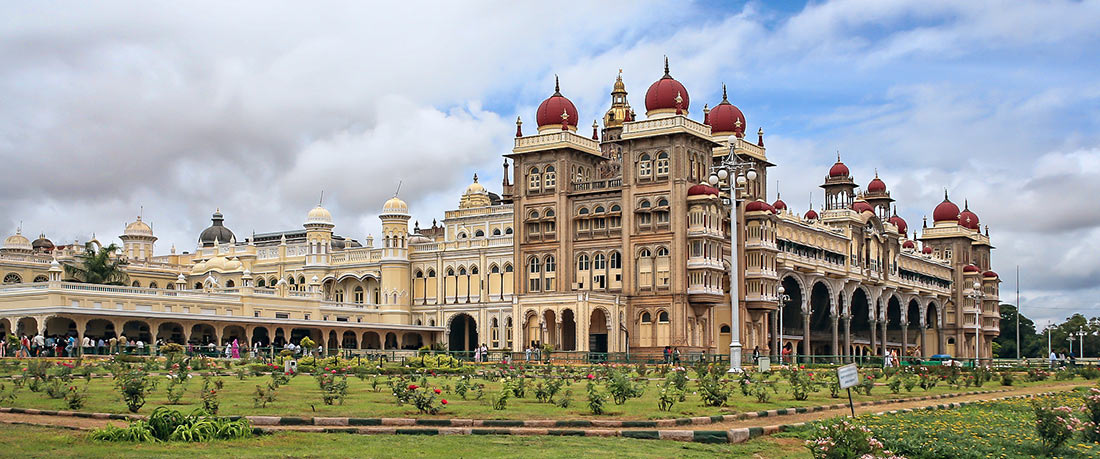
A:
[535,77,578,130]
[867,176,886,192]
[745,200,774,213]
[645,58,689,115]
[902,240,915,249]
[773,197,787,211]
[852,201,873,213]
[933,194,960,222]
[959,203,979,230]
[983,270,998,278]
[707,84,745,136]
[888,215,908,234]
[922,246,933,254]
[829,161,850,178]
[804,209,819,220]
[963,264,980,273]
[687,183,718,197]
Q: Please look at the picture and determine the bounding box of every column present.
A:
[869,319,878,360]
[830,314,839,363]
[801,312,811,362]
[843,315,852,363]
[880,315,888,356]
[919,325,927,358]
[901,321,909,358]
[770,310,779,361]
[76,319,87,357]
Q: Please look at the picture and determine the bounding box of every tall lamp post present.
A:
[777,286,791,365]
[964,280,984,367]
[709,134,758,373]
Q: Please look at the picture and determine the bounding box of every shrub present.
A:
[201,376,221,414]
[534,378,564,403]
[805,419,891,459]
[887,376,902,394]
[489,388,510,411]
[698,371,732,407]
[1083,387,1100,443]
[605,369,644,405]
[115,369,158,413]
[1054,369,1075,381]
[585,380,606,415]
[65,383,88,410]
[1080,366,1100,380]
[1027,367,1051,382]
[1000,372,1015,386]
[1032,401,1081,453]
[0,382,18,404]
[252,383,277,408]
[555,389,573,408]
[856,374,875,396]
[656,379,681,412]
[788,369,821,401]
[751,373,775,403]
[903,376,918,392]
[92,407,251,443]
[409,386,444,414]
[315,372,349,406]
[165,367,191,404]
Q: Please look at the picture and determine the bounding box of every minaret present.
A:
[379,194,412,323]
[601,69,631,142]
[304,195,335,266]
[821,152,857,211]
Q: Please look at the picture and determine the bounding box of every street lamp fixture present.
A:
[710,134,759,373]
[777,285,791,364]
[965,280,984,366]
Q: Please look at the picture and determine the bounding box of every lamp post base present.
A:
[727,344,743,373]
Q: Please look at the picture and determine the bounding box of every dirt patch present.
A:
[0,412,126,431]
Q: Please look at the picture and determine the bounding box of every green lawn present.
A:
[780,388,1100,458]
[0,424,810,458]
[0,370,1043,420]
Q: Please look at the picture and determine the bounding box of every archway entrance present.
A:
[448,313,477,352]
[560,310,576,351]
[808,282,833,355]
[589,309,609,354]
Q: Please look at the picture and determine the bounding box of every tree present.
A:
[63,242,129,285]
[996,304,1044,358]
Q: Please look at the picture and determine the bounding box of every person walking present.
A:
[752,346,760,365]
[1050,350,1058,369]
[663,346,671,364]
[672,347,681,366]
[231,339,240,359]
[524,345,532,362]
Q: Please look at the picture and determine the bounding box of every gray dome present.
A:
[32,233,54,251]
[199,211,235,247]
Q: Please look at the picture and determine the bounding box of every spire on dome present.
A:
[721,83,728,102]
[675,92,683,115]
[663,55,670,77]
[473,173,478,183]
[554,75,561,96]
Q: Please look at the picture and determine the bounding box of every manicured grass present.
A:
[781,388,1100,458]
[0,370,1042,420]
[0,424,810,458]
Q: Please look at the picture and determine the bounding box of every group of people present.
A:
[523,343,543,361]
[471,343,491,362]
[1049,350,1078,368]
[662,345,682,365]
[0,333,125,357]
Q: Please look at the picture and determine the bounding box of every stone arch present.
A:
[362,331,381,349]
[222,325,246,345]
[191,323,216,345]
[560,308,577,351]
[122,320,152,343]
[16,317,38,336]
[384,332,399,350]
[447,313,477,352]
[779,275,805,338]
[589,307,610,354]
[542,309,558,349]
[402,333,423,349]
[85,319,115,340]
[45,316,77,338]
[157,322,185,344]
[807,280,834,355]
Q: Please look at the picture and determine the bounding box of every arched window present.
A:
[492,228,501,236]
[638,153,652,177]
[458,232,467,239]
[544,166,556,188]
[639,199,651,209]
[545,209,555,217]
[268,277,277,288]
[298,276,305,286]
[504,263,514,272]
[529,167,541,190]
[528,257,541,273]
[490,264,500,274]
[194,282,202,290]
[505,227,513,235]
[609,251,622,269]
[166,283,175,290]
[458,267,467,276]
[225,280,234,288]
[3,273,22,284]
[428,269,436,278]
[640,312,652,323]
[415,270,423,278]
[593,253,606,270]
[257,278,266,288]
[471,266,479,275]
[610,204,621,212]
[354,286,364,304]
[131,280,141,287]
[578,207,589,216]
[446,268,455,276]
[656,152,669,176]
[656,246,669,257]
[594,205,605,213]
[528,210,539,220]
[544,255,556,272]
[720,324,731,334]
[33,275,48,283]
[639,248,652,257]
[334,288,345,302]
[657,198,668,207]
[474,229,485,237]
[577,254,590,270]
[658,310,670,323]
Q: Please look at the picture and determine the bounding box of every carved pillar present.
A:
[902,321,909,357]
[869,319,878,360]
[919,325,927,358]
[801,312,811,362]
[770,310,779,361]
[881,315,888,356]
[830,314,839,363]
[843,315,852,363]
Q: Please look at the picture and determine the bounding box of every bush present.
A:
[805,419,890,459]
[91,407,251,443]
[698,371,732,407]
[65,383,88,410]
[585,380,606,415]
[490,388,510,411]
[788,369,821,401]
[1083,387,1100,443]
[1000,372,1015,386]
[201,376,221,414]
[315,372,349,406]
[656,379,681,412]
[252,383,277,408]
[605,369,644,405]
[115,369,157,413]
[1032,401,1081,453]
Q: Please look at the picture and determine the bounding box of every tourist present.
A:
[781,346,791,365]
[752,346,760,365]
[231,339,240,359]
[481,344,488,363]
[33,332,45,357]
[473,344,481,363]
[224,341,231,359]
[97,338,105,355]
[21,335,31,358]
[663,345,671,364]
[0,335,5,358]
[672,347,681,366]
[82,335,91,355]
[524,345,532,361]
[66,335,75,356]
[135,339,144,355]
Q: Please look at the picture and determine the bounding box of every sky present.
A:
[1,0,1098,326]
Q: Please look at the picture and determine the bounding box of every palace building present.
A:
[0,60,1000,360]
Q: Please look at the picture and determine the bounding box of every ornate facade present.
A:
[0,60,1000,359]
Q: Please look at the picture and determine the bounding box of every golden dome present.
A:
[3,229,31,252]
[459,174,492,209]
[382,196,408,214]
[604,70,632,128]
[124,216,153,236]
[305,205,334,226]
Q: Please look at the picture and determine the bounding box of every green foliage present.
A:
[165,367,190,404]
[0,382,19,404]
[64,383,88,409]
[698,371,732,407]
[489,387,510,411]
[315,372,349,406]
[115,368,157,413]
[887,376,902,394]
[585,380,606,415]
[299,337,316,351]
[160,343,185,355]
[1032,401,1081,453]
[786,369,821,401]
[751,372,775,403]
[534,378,564,403]
[605,369,644,405]
[252,383,277,408]
[805,419,888,459]
[91,407,251,443]
[63,242,129,285]
[656,379,681,412]
[201,376,221,414]
[903,375,918,392]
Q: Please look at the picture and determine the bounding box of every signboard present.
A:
[285,359,298,374]
[837,363,859,389]
[758,357,770,373]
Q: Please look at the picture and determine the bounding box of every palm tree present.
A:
[63,242,130,285]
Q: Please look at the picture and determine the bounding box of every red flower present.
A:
[211,390,216,394]
[430,371,436,376]
[434,388,441,394]
[441,399,448,405]
[800,365,805,369]
[408,384,418,390]
[324,367,330,371]
[332,370,337,374]
[586,374,595,380]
